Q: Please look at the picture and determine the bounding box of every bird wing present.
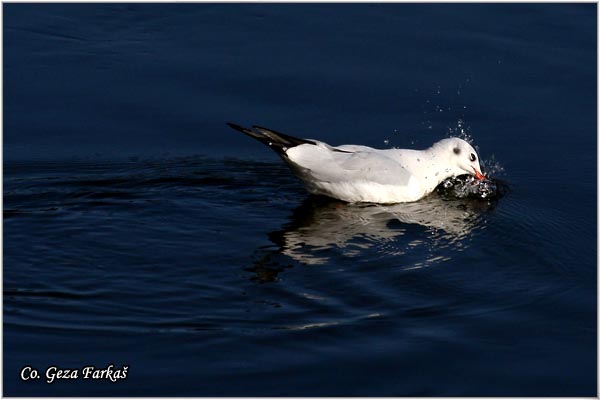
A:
[285,142,412,186]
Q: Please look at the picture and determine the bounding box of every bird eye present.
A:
[453,147,460,155]
[470,153,476,162]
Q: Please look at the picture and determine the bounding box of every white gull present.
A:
[228,123,485,204]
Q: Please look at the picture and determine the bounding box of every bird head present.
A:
[434,137,485,180]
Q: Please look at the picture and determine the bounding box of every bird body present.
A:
[228,123,485,204]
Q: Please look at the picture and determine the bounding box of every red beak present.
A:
[472,167,486,180]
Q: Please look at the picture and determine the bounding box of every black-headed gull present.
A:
[228,123,485,204]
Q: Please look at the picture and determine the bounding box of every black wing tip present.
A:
[251,125,317,147]
[252,125,289,138]
[227,122,317,151]
[226,122,247,132]
[227,123,286,136]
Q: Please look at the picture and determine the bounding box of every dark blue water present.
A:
[4,4,596,396]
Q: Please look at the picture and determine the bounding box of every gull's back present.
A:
[284,141,424,203]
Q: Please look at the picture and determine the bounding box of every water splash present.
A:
[481,153,505,177]
[446,118,473,143]
[437,174,509,200]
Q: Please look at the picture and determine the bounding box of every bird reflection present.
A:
[248,192,499,283]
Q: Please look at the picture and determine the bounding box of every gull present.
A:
[227,123,485,204]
